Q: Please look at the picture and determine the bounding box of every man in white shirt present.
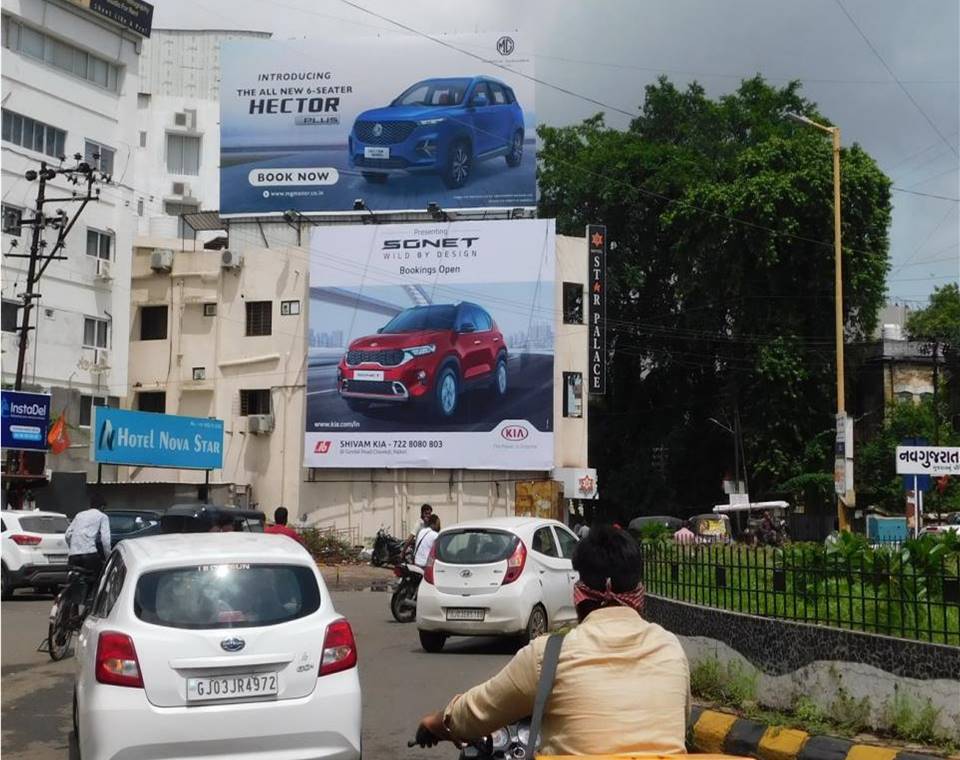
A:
[65,499,112,577]
[414,514,441,567]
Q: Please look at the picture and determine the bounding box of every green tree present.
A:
[906,283,960,444]
[538,77,892,519]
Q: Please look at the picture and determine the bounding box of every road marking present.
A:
[307,389,338,396]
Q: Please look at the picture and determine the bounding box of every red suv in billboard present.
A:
[337,303,507,418]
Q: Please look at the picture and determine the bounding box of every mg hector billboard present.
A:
[305,219,555,469]
[219,33,535,215]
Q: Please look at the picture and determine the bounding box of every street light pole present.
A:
[785,112,853,529]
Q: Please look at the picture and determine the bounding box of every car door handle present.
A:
[473,339,482,345]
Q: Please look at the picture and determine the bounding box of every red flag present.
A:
[47,412,70,455]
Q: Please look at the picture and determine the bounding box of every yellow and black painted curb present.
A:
[688,706,946,760]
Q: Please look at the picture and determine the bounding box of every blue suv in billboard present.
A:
[349,76,524,189]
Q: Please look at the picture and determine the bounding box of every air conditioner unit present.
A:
[150,249,174,272]
[171,181,193,197]
[174,110,197,129]
[221,250,243,269]
[95,259,113,280]
[247,414,274,434]
[93,348,111,369]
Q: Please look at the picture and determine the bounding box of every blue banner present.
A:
[92,408,223,469]
[1,391,51,451]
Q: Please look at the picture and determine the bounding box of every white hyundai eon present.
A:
[74,532,361,760]
[416,517,580,652]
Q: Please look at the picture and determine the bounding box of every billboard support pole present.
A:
[97,463,102,485]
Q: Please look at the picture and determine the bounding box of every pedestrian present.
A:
[673,520,695,545]
[265,506,306,546]
[414,514,441,567]
[404,503,434,558]
[577,522,591,540]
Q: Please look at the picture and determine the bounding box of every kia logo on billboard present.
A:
[500,425,529,442]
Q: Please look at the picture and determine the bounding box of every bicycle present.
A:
[47,565,99,661]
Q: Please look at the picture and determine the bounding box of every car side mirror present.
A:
[376,327,384,334]
[458,322,476,334]
[471,93,489,108]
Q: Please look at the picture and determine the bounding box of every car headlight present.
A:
[403,344,436,358]
[489,728,510,750]
[417,117,446,126]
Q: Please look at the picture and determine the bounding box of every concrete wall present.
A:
[645,595,960,741]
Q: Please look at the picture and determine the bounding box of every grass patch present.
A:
[883,691,943,745]
[690,658,757,708]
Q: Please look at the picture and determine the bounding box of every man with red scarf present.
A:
[414,525,690,756]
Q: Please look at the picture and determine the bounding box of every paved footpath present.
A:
[1,587,515,760]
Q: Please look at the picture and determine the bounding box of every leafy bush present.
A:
[883,691,944,745]
[300,529,356,563]
[690,658,757,708]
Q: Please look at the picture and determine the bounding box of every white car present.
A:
[416,517,579,652]
[1,509,70,599]
[74,532,361,760]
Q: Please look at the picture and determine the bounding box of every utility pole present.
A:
[4,154,107,503]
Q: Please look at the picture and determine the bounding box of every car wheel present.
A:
[492,354,508,398]
[419,630,447,653]
[434,366,459,418]
[362,172,388,184]
[1,566,12,601]
[345,398,372,413]
[505,129,523,167]
[442,140,471,189]
[522,604,548,644]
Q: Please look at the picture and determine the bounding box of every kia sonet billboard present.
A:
[304,219,554,469]
[220,33,536,215]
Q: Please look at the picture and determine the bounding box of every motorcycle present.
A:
[409,720,534,759]
[371,527,406,567]
[390,563,422,623]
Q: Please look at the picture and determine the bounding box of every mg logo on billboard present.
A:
[500,425,529,441]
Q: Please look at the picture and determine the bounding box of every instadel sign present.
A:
[91,407,224,469]
[1,391,51,451]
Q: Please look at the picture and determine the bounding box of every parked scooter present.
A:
[390,563,422,623]
[371,527,406,567]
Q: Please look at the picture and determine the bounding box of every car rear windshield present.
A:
[19,515,69,533]
[435,529,518,565]
[134,563,320,629]
[381,305,456,333]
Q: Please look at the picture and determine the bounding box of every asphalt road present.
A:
[220,142,537,214]
[306,353,553,433]
[1,589,517,760]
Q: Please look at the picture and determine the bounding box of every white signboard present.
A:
[305,219,555,469]
[896,446,960,476]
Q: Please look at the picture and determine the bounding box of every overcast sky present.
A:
[154,0,959,307]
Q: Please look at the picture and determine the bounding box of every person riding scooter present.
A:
[413,525,691,756]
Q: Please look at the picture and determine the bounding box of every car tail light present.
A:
[422,544,437,585]
[502,540,526,585]
[95,632,143,688]
[320,619,357,677]
[10,534,41,546]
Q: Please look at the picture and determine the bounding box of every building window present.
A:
[563,282,584,324]
[280,300,301,316]
[137,93,151,108]
[78,395,118,428]
[2,18,119,91]
[2,204,22,236]
[563,372,583,418]
[86,228,112,260]
[2,108,66,158]
[1,300,18,332]
[137,199,144,216]
[164,201,198,239]
[137,392,166,413]
[166,133,200,175]
[192,367,206,381]
[203,303,217,316]
[83,316,109,349]
[245,301,272,336]
[139,131,147,148]
[240,389,271,416]
[139,305,168,341]
[84,139,115,175]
